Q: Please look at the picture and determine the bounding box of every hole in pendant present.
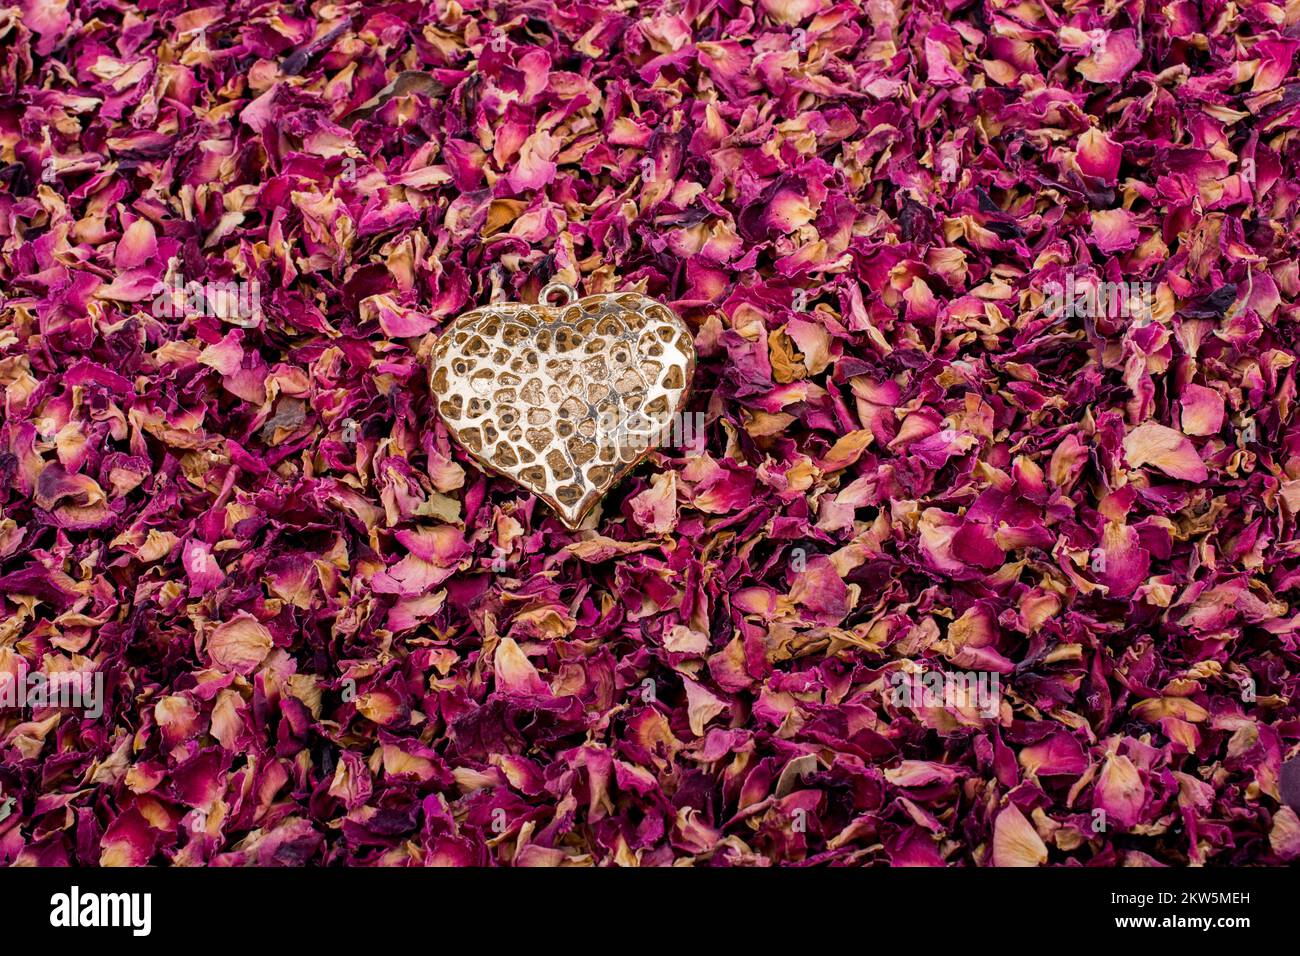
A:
[540,281,577,307]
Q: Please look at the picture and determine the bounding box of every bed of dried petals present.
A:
[1,0,1299,866]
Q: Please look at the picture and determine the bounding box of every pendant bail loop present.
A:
[539,281,577,307]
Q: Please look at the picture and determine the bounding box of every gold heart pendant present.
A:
[430,282,696,529]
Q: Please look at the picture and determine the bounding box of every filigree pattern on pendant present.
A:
[430,284,695,528]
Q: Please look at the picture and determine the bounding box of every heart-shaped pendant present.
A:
[430,282,696,529]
